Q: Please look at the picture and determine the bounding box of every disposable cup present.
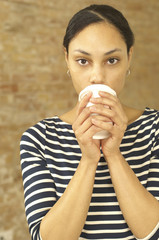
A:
[78,84,116,139]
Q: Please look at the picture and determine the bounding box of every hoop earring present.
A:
[67,69,71,78]
[127,69,131,76]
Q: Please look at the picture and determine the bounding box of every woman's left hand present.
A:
[90,91,128,161]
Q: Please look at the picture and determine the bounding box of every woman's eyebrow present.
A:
[104,48,122,55]
[74,48,122,56]
[74,49,91,55]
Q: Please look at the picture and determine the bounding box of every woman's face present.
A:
[64,22,133,96]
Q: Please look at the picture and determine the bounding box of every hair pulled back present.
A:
[63,4,135,53]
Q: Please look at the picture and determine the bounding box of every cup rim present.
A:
[79,84,116,101]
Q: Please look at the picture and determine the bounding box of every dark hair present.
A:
[63,4,135,53]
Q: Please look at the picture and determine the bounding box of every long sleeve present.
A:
[20,121,57,240]
[136,111,159,239]
[146,112,159,201]
[137,111,159,239]
[140,113,159,240]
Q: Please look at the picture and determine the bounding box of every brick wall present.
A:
[0,0,158,239]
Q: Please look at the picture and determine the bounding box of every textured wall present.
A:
[0,0,158,239]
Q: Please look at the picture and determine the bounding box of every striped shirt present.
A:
[20,107,159,240]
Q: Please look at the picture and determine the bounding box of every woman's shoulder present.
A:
[124,105,158,124]
[23,115,73,137]
[59,107,77,125]
[123,105,145,126]
[124,106,159,130]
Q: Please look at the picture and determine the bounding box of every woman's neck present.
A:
[60,103,79,125]
[60,103,144,126]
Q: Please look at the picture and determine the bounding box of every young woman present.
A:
[20,4,159,240]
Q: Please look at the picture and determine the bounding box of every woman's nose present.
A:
[89,66,105,84]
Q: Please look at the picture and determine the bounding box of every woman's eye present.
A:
[77,59,88,66]
[107,58,118,65]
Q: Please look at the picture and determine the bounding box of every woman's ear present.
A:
[128,46,134,64]
[63,47,69,66]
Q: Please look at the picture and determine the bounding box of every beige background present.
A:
[0,0,158,239]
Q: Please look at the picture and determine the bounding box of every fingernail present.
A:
[86,91,91,97]
[90,106,96,111]
[104,105,109,108]
[90,97,96,102]
[92,118,98,124]
[99,91,106,95]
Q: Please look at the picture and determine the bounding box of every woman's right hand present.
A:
[72,92,101,165]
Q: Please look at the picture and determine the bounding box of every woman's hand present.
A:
[72,92,102,165]
[89,91,128,161]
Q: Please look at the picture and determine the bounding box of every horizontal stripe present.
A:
[25,188,55,202]
[82,227,130,233]
[85,220,125,224]
[25,197,56,211]
[24,179,54,195]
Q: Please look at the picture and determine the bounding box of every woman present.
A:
[20,4,159,240]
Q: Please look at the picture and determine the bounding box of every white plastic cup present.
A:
[78,84,116,139]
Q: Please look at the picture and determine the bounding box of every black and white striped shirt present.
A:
[20,107,159,240]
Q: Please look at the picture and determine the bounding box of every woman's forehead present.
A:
[68,23,127,54]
